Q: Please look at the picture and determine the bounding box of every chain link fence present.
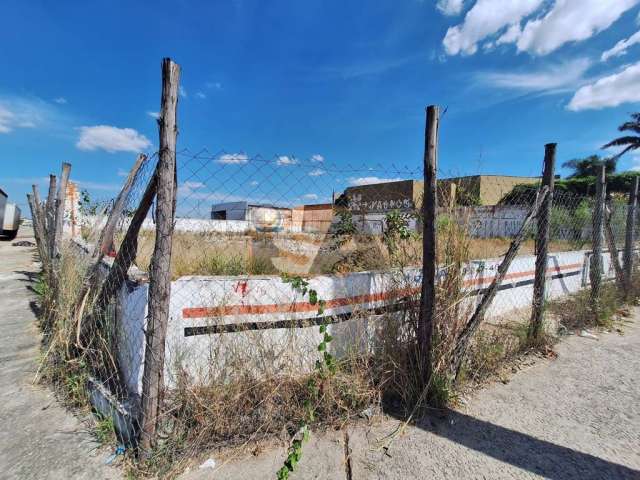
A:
[26,60,640,475]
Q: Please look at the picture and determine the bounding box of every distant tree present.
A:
[602,112,640,159]
[499,171,640,202]
[561,155,617,179]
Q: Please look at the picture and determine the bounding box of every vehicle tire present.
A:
[2,230,18,240]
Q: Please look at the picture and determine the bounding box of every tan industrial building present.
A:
[343,180,424,213]
[343,175,540,211]
[438,175,540,206]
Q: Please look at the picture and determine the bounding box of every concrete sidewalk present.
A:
[182,312,640,479]
[0,228,118,480]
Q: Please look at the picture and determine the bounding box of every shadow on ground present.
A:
[397,408,640,480]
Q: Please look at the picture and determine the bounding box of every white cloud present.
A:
[496,23,521,46]
[515,0,640,55]
[311,154,324,162]
[437,0,465,16]
[249,180,259,186]
[216,153,249,164]
[147,111,159,119]
[443,0,543,55]
[348,176,403,186]
[0,102,40,133]
[183,181,205,189]
[308,169,325,177]
[0,107,15,133]
[567,61,640,110]
[276,155,298,166]
[76,125,152,153]
[601,30,640,61]
[117,168,128,177]
[179,86,187,98]
[177,181,207,197]
[53,97,67,104]
[206,81,222,89]
[302,193,319,200]
[476,58,591,93]
[195,91,207,99]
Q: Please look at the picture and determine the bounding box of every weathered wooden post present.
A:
[604,202,624,289]
[623,176,639,299]
[52,162,72,262]
[418,105,438,383]
[27,194,44,260]
[95,169,158,308]
[452,186,550,377]
[140,58,180,453]
[46,174,57,260]
[590,165,606,315]
[92,153,147,260]
[30,185,49,268]
[529,143,556,340]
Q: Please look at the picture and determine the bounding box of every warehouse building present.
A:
[211,201,292,232]
[211,201,334,233]
[342,175,540,212]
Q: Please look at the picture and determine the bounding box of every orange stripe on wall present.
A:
[183,287,418,318]
[182,262,583,319]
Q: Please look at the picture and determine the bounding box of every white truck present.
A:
[0,188,21,240]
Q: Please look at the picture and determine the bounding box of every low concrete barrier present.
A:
[115,247,627,397]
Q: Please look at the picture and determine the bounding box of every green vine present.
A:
[277,274,336,480]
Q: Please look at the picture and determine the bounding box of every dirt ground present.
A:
[0,227,118,480]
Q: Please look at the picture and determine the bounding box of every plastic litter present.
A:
[199,458,216,469]
[579,330,598,340]
[104,444,126,465]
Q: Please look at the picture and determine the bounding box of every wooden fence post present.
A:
[590,165,606,315]
[419,105,438,384]
[95,169,158,308]
[452,186,550,377]
[529,143,555,340]
[46,174,57,261]
[604,203,624,288]
[30,185,49,267]
[73,154,149,347]
[52,162,72,263]
[27,194,44,259]
[623,176,639,299]
[92,154,148,260]
[140,58,180,453]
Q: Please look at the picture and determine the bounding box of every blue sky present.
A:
[2,0,640,215]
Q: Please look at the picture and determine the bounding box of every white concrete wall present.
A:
[116,247,632,396]
[140,218,249,234]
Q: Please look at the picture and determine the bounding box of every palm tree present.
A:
[603,112,640,158]
[562,155,616,178]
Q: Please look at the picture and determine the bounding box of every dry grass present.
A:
[130,228,587,280]
[548,273,640,331]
